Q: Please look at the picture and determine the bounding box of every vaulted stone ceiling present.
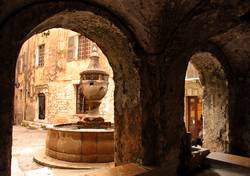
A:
[0,1,250,175]
[0,0,249,54]
[212,23,250,76]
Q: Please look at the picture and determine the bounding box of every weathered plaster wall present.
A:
[212,24,250,156]
[15,28,115,124]
[190,52,229,152]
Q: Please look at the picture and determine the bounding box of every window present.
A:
[67,36,77,61]
[38,93,45,120]
[78,35,92,60]
[38,44,45,67]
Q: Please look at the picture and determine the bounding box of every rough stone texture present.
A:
[211,24,250,157]
[190,52,229,152]
[0,1,250,176]
[0,3,142,175]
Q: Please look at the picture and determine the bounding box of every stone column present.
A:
[230,77,250,157]
[0,33,18,176]
[140,52,189,175]
[140,55,161,165]
[157,55,188,175]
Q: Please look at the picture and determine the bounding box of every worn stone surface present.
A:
[46,128,114,163]
[190,52,229,152]
[0,1,250,176]
[211,24,250,156]
[1,5,143,175]
[206,152,250,169]
[12,125,114,175]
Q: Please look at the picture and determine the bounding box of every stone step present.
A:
[21,120,48,129]
[205,152,250,175]
[206,152,250,169]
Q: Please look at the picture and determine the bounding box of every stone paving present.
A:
[12,125,249,176]
[11,125,106,176]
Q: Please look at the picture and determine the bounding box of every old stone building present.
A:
[14,28,114,125]
[0,1,250,176]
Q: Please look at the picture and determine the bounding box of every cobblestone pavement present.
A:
[11,125,101,176]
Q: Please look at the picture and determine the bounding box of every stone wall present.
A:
[190,52,229,153]
[14,28,114,124]
[0,1,249,176]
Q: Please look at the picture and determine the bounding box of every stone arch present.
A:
[187,51,230,152]
[0,2,142,175]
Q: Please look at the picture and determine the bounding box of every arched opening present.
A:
[0,2,142,175]
[14,28,115,125]
[13,28,116,173]
[184,52,229,152]
[184,63,203,140]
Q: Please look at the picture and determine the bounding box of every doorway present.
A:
[186,96,202,139]
[38,93,45,120]
[184,52,229,152]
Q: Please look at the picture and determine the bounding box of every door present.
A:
[38,93,45,120]
[187,96,199,138]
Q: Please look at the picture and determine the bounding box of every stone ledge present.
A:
[206,152,250,169]
[33,150,114,169]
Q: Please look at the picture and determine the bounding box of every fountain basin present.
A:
[46,124,114,163]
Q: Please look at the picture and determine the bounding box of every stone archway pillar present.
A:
[140,55,161,165]
[0,37,17,176]
[140,53,188,175]
[230,77,250,157]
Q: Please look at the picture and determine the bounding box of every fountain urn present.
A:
[79,44,109,125]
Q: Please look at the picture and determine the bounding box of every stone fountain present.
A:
[77,44,111,128]
[45,44,114,163]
